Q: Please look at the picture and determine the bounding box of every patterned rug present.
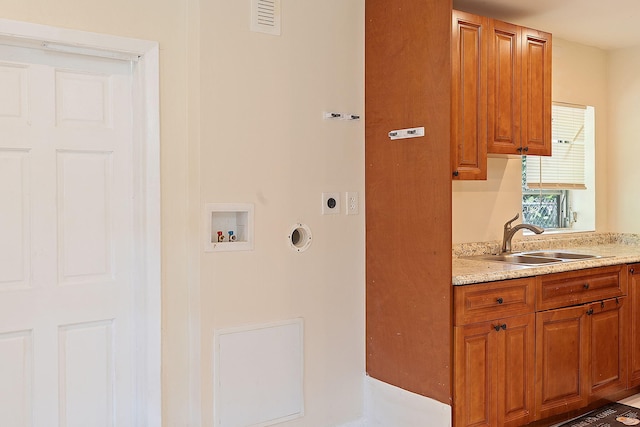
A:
[556,402,640,426]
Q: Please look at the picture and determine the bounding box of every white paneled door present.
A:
[0,44,137,426]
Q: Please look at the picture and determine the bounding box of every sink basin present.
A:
[466,251,603,266]
[474,254,563,265]
[521,251,599,260]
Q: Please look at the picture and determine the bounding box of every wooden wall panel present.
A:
[365,0,453,405]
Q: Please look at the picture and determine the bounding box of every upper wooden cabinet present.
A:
[486,19,520,155]
[451,10,487,180]
[452,10,552,180]
[488,21,552,156]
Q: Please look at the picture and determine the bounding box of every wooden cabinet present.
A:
[454,265,633,427]
[535,296,627,420]
[520,27,552,156]
[486,19,520,156]
[534,266,629,420]
[487,20,552,156]
[451,10,487,180]
[629,264,640,387]
[453,278,535,427]
[452,10,552,180]
[535,304,589,419]
[365,0,453,405]
[588,296,627,400]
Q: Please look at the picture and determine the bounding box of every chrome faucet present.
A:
[502,213,544,253]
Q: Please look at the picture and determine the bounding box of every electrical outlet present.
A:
[322,192,341,215]
[346,192,359,215]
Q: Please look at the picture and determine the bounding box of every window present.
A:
[522,187,569,229]
[522,103,595,232]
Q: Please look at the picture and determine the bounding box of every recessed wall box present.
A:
[204,203,254,252]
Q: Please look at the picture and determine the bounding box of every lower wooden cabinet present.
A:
[534,297,627,420]
[629,264,640,387]
[588,296,628,399]
[535,304,589,419]
[454,265,634,427]
[453,278,535,427]
[454,313,535,427]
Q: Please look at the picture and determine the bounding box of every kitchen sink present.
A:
[472,254,562,265]
[466,251,602,266]
[521,251,598,260]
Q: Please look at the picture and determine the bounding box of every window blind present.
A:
[525,103,587,189]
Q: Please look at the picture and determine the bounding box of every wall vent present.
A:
[250,0,281,36]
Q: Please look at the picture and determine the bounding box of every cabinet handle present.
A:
[501,324,507,330]
[494,324,501,332]
[587,308,594,315]
[493,324,508,332]
[631,268,635,274]
[453,170,459,177]
[517,147,523,153]
[496,297,504,304]
[523,146,529,153]
[583,283,590,289]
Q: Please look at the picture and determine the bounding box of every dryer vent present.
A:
[251,0,281,36]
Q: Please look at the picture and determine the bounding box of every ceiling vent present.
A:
[250,0,281,36]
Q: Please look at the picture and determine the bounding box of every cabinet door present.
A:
[521,27,552,156]
[454,314,534,427]
[629,264,640,387]
[535,305,589,420]
[451,10,487,180]
[496,313,535,427]
[588,297,628,400]
[454,321,495,427]
[487,19,521,155]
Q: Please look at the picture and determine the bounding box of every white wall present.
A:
[453,38,609,243]
[608,46,640,233]
[0,1,367,426]
[198,1,365,426]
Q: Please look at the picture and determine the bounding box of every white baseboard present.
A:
[336,376,452,427]
[336,418,367,427]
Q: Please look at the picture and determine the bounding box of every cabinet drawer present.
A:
[454,277,535,325]
[536,265,627,311]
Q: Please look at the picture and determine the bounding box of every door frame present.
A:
[0,18,161,426]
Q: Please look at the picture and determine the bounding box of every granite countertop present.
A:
[452,232,640,286]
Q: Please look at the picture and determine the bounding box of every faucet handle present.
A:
[504,213,520,230]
